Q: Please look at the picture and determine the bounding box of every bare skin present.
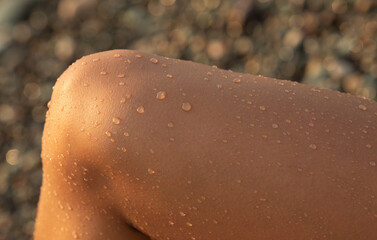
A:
[34,49,377,240]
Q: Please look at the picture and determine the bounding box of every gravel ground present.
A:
[0,0,376,239]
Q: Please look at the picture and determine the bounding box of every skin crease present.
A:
[34,49,377,240]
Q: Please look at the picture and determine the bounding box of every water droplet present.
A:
[168,221,174,226]
[135,54,142,58]
[117,74,125,78]
[105,131,112,137]
[120,98,127,104]
[126,94,132,99]
[112,117,121,125]
[156,91,167,100]
[168,122,174,128]
[81,61,87,65]
[83,82,89,87]
[121,147,127,152]
[169,137,175,142]
[182,102,192,112]
[259,198,267,202]
[147,168,155,174]
[259,106,266,111]
[150,58,159,64]
[113,53,121,58]
[366,144,372,149]
[358,105,367,111]
[92,58,100,62]
[58,201,64,210]
[179,211,186,217]
[309,144,317,150]
[308,123,314,127]
[124,132,130,137]
[186,222,193,227]
[369,161,376,167]
[166,74,173,79]
[119,82,125,86]
[72,231,78,239]
[137,106,145,114]
[217,84,223,89]
[162,63,167,68]
[272,123,279,129]
[100,71,107,75]
[207,72,213,76]
[233,78,241,83]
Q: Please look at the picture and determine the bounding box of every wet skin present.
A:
[34,50,377,240]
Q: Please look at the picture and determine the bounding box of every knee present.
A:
[42,49,177,187]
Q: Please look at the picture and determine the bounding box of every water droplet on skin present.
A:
[156,91,167,100]
[166,74,173,78]
[124,132,130,137]
[150,58,159,64]
[186,222,193,227]
[358,105,367,111]
[308,123,314,127]
[119,82,125,86]
[121,147,127,152]
[72,231,78,239]
[81,62,87,65]
[169,137,175,142]
[272,123,279,129]
[179,211,186,217]
[137,106,145,114]
[259,106,266,111]
[309,144,317,150]
[259,198,267,202]
[182,102,192,112]
[217,84,223,89]
[168,221,174,226]
[113,53,121,58]
[369,161,376,167]
[92,58,100,62]
[148,168,155,174]
[168,122,174,128]
[233,78,241,83]
[105,131,112,137]
[366,144,372,149]
[100,71,107,75]
[207,72,213,76]
[120,98,127,104]
[112,117,121,125]
[83,82,89,87]
[117,74,125,78]
[135,54,142,58]
[162,63,167,68]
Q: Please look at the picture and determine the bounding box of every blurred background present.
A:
[0,0,376,239]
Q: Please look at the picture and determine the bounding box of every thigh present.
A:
[35,49,377,240]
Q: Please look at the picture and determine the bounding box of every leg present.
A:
[35,50,377,240]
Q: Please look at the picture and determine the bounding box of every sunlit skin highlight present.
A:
[34,50,377,240]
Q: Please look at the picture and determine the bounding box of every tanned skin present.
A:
[34,49,377,240]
